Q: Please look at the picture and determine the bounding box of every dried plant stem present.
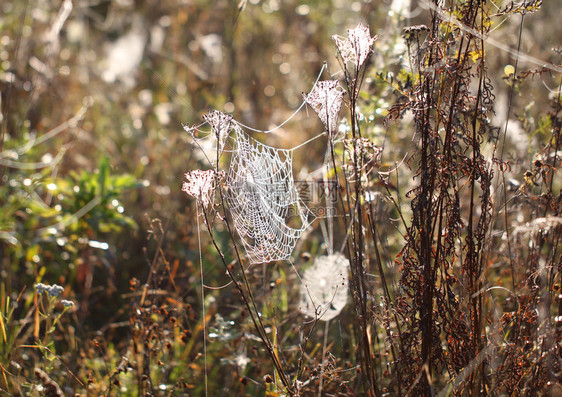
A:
[345,62,380,396]
[200,197,295,394]
[195,203,208,397]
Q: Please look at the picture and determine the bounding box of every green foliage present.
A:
[1,153,138,284]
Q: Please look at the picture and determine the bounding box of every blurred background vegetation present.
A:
[0,0,560,395]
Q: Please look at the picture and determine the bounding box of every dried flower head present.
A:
[402,24,429,41]
[203,110,233,157]
[303,80,345,137]
[182,170,223,208]
[332,23,377,69]
[184,110,235,166]
[342,137,383,180]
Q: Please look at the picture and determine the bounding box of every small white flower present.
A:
[47,284,64,297]
[35,283,49,295]
[36,283,65,298]
[61,299,75,308]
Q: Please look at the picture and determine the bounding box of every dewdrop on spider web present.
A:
[225,128,311,264]
[225,127,312,264]
[299,253,349,321]
[332,22,377,69]
[303,80,345,138]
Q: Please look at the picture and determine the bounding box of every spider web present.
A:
[184,110,234,166]
[332,22,377,69]
[299,253,349,321]
[225,128,311,264]
[303,80,344,138]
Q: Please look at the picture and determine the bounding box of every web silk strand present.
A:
[236,62,328,134]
